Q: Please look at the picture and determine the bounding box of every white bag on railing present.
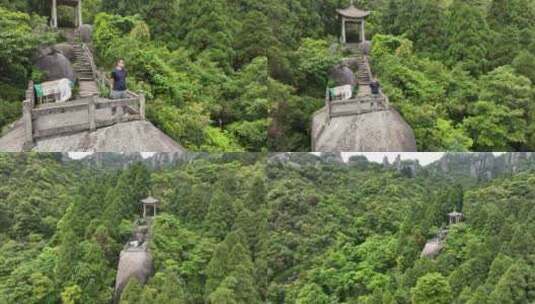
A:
[34,78,73,103]
[329,85,353,101]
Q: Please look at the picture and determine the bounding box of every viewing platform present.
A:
[0,29,183,152]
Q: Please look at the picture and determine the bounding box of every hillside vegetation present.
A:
[0,153,534,303]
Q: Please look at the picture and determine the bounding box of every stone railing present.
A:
[23,91,145,150]
[329,95,389,118]
[82,42,113,96]
[82,43,97,80]
[22,81,36,150]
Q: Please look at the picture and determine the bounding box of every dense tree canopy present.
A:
[1,152,534,303]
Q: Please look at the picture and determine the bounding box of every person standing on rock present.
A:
[110,59,128,99]
[370,78,380,95]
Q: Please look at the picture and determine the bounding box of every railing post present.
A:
[326,88,332,121]
[22,100,34,151]
[22,80,35,151]
[116,101,124,123]
[27,80,35,107]
[139,93,146,120]
[89,94,96,132]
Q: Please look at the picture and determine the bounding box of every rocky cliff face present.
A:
[312,109,418,152]
[63,152,189,169]
[430,153,535,181]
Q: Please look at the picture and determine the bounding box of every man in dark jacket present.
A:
[110,59,128,99]
[370,78,380,95]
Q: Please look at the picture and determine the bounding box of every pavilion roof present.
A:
[141,196,159,204]
[448,211,464,217]
[337,4,370,19]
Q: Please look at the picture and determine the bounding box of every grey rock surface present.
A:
[329,64,356,86]
[0,120,185,153]
[429,152,535,181]
[35,51,76,82]
[79,24,93,43]
[114,249,153,301]
[53,43,76,61]
[340,57,359,71]
[360,41,371,55]
[312,108,417,152]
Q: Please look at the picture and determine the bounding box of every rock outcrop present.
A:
[319,152,345,164]
[391,155,420,177]
[66,152,189,169]
[312,108,417,152]
[53,43,76,61]
[0,120,185,152]
[79,24,93,43]
[430,152,535,181]
[114,221,153,302]
[34,48,76,82]
[328,64,356,86]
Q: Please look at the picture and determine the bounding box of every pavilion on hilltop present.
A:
[50,0,83,28]
[337,1,370,44]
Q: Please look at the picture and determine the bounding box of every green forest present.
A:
[1,0,535,151]
[0,152,534,303]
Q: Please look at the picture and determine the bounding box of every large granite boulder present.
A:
[53,43,76,61]
[34,48,75,82]
[79,24,93,43]
[328,64,356,87]
[114,248,153,301]
[311,108,417,152]
[340,57,359,71]
[360,41,372,55]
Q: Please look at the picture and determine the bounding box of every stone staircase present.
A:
[64,30,99,98]
[72,43,99,98]
[325,43,388,119]
[355,48,371,87]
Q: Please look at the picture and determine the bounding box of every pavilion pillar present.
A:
[78,0,83,27]
[74,7,78,27]
[51,0,58,28]
[360,20,366,43]
[143,205,146,218]
[341,17,346,44]
[154,205,157,217]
